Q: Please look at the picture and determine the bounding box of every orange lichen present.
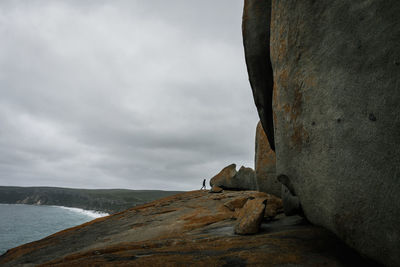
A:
[179,206,233,231]
[37,227,349,267]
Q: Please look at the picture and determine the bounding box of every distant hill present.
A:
[0,186,182,214]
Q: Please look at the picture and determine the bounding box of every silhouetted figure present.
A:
[201,179,206,190]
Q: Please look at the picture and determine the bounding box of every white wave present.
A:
[55,206,109,218]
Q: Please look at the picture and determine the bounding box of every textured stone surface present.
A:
[235,197,267,235]
[281,184,302,216]
[234,166,257,190]
[224,197,248,211]
[226,192,282,219]
[209,164,237,188]
[209,185,223,193]
[254,121,280,196]
[242,0,275,150]
[264,193,283,218]
[244,0,400,266]
[0,190,378,266]
[210,164,257,191]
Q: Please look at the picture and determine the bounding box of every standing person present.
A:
[201,179,206,190]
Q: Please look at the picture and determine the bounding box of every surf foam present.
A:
[56,206,109,218]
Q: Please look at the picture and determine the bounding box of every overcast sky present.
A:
[0,0,259,191]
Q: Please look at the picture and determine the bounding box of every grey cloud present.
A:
[0,0,259,190]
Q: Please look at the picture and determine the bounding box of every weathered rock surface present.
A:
[278,174,302,216]
[254,121,280,197]
[0,191,379,266]
[235,197,267,235]
[242,0,275,150]
[209,164,237,188]
[210,164,257,191]
[264,193,283,219]
[243,0,400,266]
[226,192,282,220]
[209,185,223,193]
[234,166,257,190]
[224,196,248,211]
[281,184,302,216]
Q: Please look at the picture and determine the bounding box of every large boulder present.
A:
[254,121,280,197]
[234,197,267,235]
[209,164,237,188]
[234,166,257,190]
[243,0,400,266]
[210,164,257,191]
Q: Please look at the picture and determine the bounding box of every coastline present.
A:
[0,186,183,214]
[0,203,109,218]
[55,206,109,218]
[0,204,109,256]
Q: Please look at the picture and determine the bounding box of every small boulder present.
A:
[209,185,223,193]
[234,197,267,235]
[224,197,248,211]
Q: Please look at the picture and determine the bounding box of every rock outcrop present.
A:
[209,164,237,188]
[242,0,275,151]
[243,0,400,266]
[235,197,267,235]
[0,191,378,266]
[210,164,257,191]
[254,121,280,197]
[234,166,257,190]
[224,196,248,211]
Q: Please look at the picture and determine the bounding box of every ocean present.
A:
[0,204,108,255]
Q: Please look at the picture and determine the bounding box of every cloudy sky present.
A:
[0,0,259,191]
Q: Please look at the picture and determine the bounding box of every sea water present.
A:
[0,204,108,255]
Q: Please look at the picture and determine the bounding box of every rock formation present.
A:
[224,196,248,211]
[0,191,377,266]
[254,121,280,197]
[223,193,283,221]
[210,164,257,191]
[235,197,267,235]
[243,0,400,266]
[242,0,275,151]
[209,164,237,188]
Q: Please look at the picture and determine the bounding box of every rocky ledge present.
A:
[0,190,378,266]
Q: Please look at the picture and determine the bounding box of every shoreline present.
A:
[0,203,109,218]
[55,206,109,218]
[0,186,183,214]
